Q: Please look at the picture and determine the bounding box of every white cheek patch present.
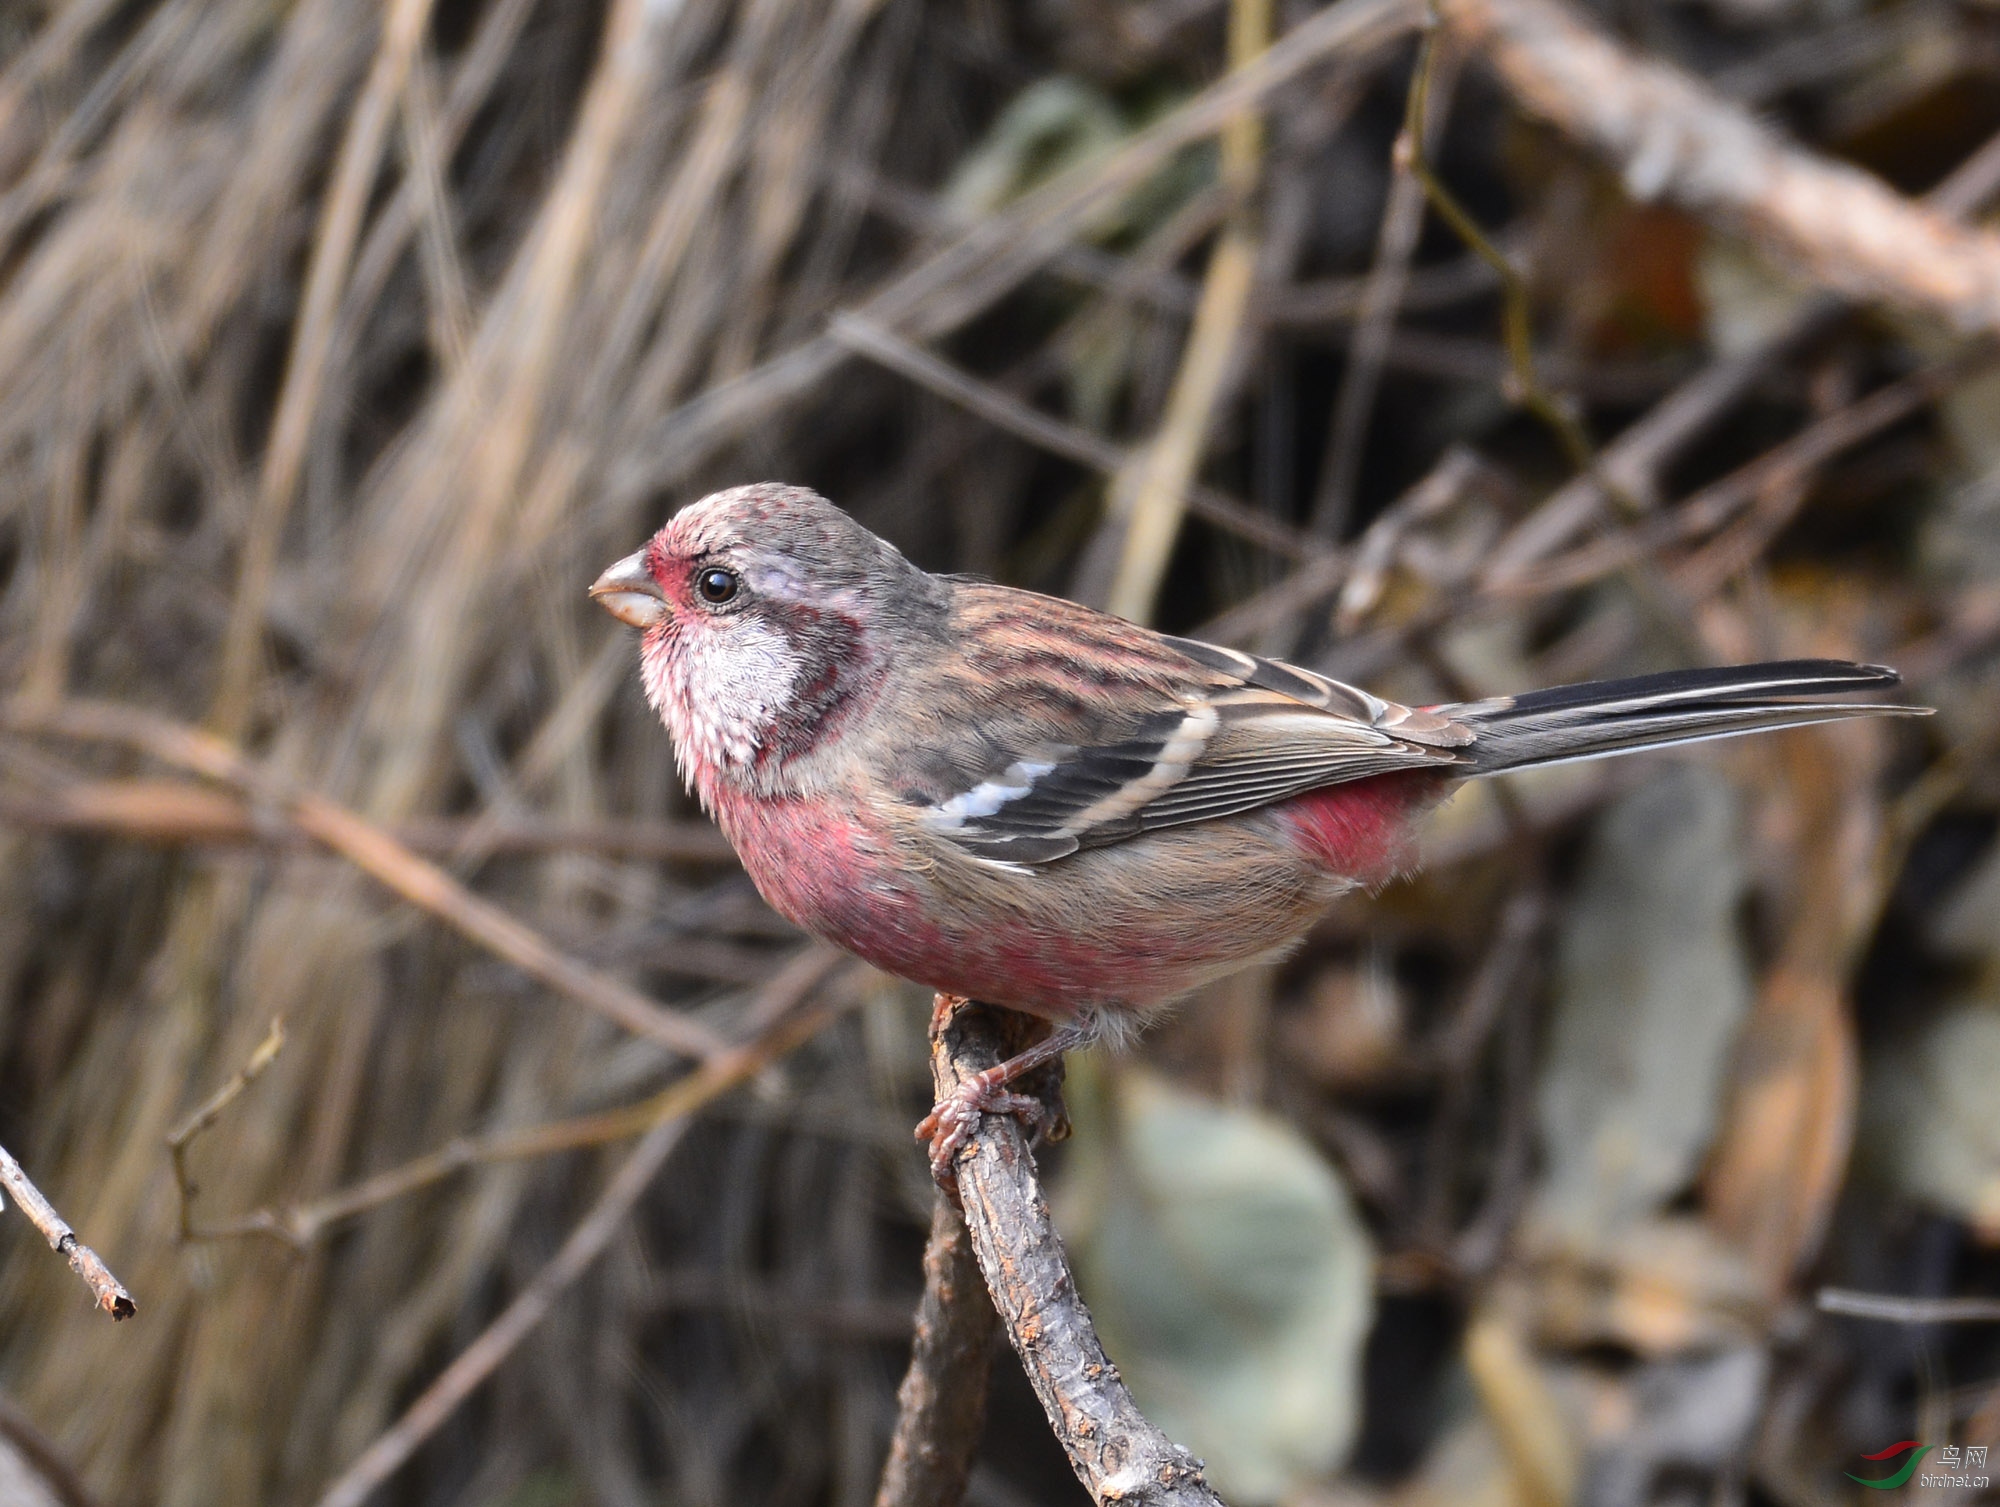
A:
[653,618,805,779]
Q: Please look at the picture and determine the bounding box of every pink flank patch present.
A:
[1272,771,1450,886]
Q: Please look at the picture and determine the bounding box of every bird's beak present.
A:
[590,550,671,629]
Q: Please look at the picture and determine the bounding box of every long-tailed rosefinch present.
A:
[593,483,1927,1173]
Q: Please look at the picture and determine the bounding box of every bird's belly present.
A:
[712,789,1350,1020]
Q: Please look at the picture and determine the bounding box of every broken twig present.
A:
[0,1144,134,1321]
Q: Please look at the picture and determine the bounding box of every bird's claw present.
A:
[916,1070,1048,1194]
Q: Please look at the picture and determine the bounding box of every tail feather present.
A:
[1447,659,1928,777]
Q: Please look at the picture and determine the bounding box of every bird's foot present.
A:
[918,1001,1082,1196]
[917,1073,1053,1190]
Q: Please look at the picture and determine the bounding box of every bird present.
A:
[592,481,1929,1178]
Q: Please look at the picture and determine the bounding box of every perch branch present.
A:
[0,699,727,1060]
[873,1198,1002,1507]
[1438,0,2000,335]
[0,1143,134,1321]
[933,999,1225,1507]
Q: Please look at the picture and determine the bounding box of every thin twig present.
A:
[313,980,855,1507]
[873,1198,1002,1507]
[1479,296,1845,582]
[166,1016,287,1241]
[1399,9,1605,490]
[1499,351,1990,595]
[1817,1288,2000,1324]
[1484,121,2000,584]
[933,999,1225,1506]
[1335,444,1502,631]
[1310,34,1460,538]
[0,1144,134,1321]
[1,699,728,1060]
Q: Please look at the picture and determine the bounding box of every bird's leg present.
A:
[918,999,1087,1191]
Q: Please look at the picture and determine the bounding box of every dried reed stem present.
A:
[614,0,1422,498]
[1100,0,1272,622]
[212,0,438,736]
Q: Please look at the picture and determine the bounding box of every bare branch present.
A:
[874,1198,1002,1507]
[933,1000,1225,1507]
[0,1144,134,1321]
[166,1017,286,1241]
[1440,0,2000,335]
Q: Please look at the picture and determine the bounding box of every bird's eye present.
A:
[695,567,739,605]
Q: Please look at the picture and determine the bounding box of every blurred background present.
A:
[0,0,1997,1502]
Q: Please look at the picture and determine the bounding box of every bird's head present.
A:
[592,483,944,800]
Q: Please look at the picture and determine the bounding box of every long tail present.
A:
[1445,659,1929,777]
